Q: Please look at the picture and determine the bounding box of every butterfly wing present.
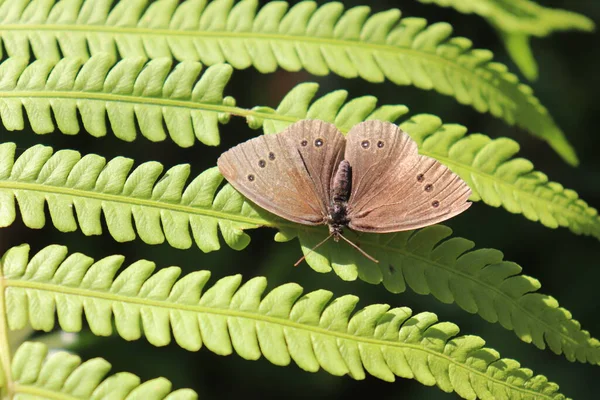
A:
[217,120,346,225]
[344,120,471,232]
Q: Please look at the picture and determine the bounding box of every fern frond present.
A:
[250,85,600,241]
[0,245,571,399]
[0,145,598,365]
[2,54,596,240]
[0,0,577,164]
[291,225,600,365]
[419,0,594,36]
[0,142,264,251]
[0,55,407,147]
[1,341,196,399]
[418,0,595,80]
[0,55,234,146]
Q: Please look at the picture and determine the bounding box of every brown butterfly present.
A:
[217,120,471,264]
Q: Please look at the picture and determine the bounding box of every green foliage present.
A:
[0,143,598,366]
[0,244,571,399]
[0,142,261,252]
[0,55,404,145]
[418,0,595,80]
[1,341,197,399]
[0,0,578,164]
[0,55,234,146]
[0,0,597,398]
[1,55,598,240]
[291,226,600,365]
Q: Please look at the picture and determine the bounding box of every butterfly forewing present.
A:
[217,120,346,225]
[344,120,472,232]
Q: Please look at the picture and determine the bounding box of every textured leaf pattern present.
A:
[0,144,598,366]
[417,0,595,80]
[293,225,600,366]
[0,55,234,146]
[252,86,600,241]
[1,55,597,241]
[4,341,197,399]
[0,142,263,252]
[1,244,571,399]
[0,56,407,146]
[0,0,577,164]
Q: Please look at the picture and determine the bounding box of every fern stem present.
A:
[224,108,299,123]
[12,383,80,400]
[0,272,14,396]
[0,90,239,113]
[0,90,297,125]
[0,180,267,227]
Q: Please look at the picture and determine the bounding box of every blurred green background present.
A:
[2,0,599,398]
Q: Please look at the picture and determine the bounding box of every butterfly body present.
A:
[217,119,472,261]
[327,159,352,241]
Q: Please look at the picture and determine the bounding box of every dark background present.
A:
[2,0,599,399]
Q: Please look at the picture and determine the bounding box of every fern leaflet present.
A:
[0,341,196,399]
[0,144,598,365]
[0,55,234,146]
[0,0,578,164]
[0,244,572,399]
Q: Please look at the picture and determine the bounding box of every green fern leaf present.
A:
[0,55,234,146]
[291,225,600,365]
[0,142,264,251]
[1,245,572,399]
[0,0,578,164]
[2,54,596,240]
[0,143,598,366]
[249,85,600,240]
[417,0,595,80]
[1,341,197,399]
[0,55,407,147]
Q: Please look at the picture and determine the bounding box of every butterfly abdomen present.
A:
[328,160,352,237]
[331,160,352,203]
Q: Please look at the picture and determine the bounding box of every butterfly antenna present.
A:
[337,233,379,264]
[294,233,333,267]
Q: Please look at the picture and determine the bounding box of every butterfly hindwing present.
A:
[217,120,346,225]
[344,120,472,232]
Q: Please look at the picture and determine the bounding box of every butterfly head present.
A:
[328,220,345,242]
